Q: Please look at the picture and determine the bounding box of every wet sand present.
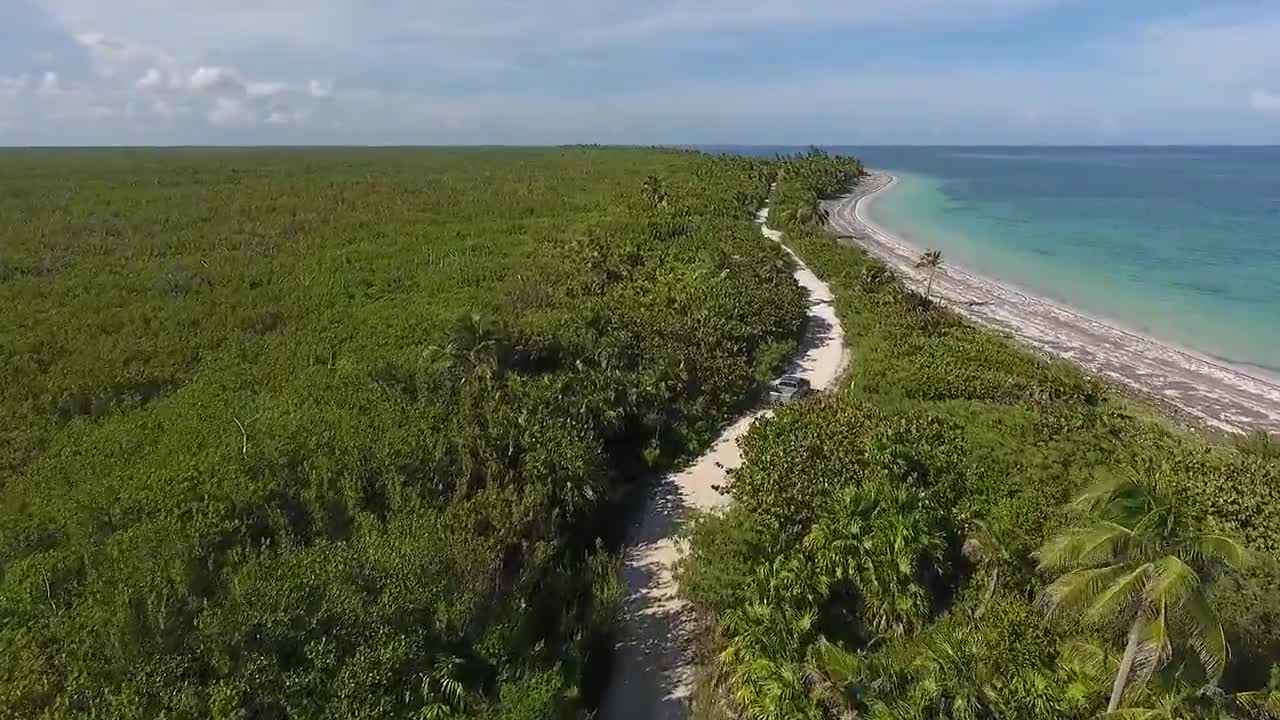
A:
[598,205,847,720]
[826,173,1280,434]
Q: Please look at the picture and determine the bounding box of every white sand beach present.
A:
[827,173,1280,434]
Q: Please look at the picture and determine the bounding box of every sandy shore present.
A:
[599,206,847,720]
[826,173,1280,434]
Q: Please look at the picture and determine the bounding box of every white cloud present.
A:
[34,0,1065,85]
[1251,90,1280,113]
[86,104,114,118]
[136,67,184,92]
[265,108,309,124]
[307,80,333,98]
[136,67,163,90]
[0,74,31,98]
[150,98,191,118]
[36,71,63,99]
[188,66,243,95]
[59,31,333,130]
[247,81,286,98]
[208,96,256,126]
[7,3,1280,143]
[75,31,174,79]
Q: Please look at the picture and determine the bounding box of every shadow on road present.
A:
[600,472,698,720]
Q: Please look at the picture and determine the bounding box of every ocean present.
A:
[713,146,1280,375]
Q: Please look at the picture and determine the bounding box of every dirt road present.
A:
[598,204,847,719]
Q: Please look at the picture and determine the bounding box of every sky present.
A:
[2,0,1280,145]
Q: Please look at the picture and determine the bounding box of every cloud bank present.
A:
[2,1,1279,144]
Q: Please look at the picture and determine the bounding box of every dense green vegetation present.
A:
[0,148,810,718]
[680,150,1280,719]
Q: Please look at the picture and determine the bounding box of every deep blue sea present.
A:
[707,146,1280,374]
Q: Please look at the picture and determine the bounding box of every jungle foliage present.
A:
[680,149,1280,720]
[0,148,809,718]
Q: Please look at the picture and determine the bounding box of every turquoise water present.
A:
[714,146,1280,374]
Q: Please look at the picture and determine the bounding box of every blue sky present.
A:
[2,0,1280,145]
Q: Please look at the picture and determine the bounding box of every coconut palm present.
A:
[1037,470,1249,714]
[914,250,944,302]
[1231,686,1280,718]
[1102,687,1196,720]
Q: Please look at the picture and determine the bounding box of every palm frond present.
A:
[1233,689,1280,718]
[1178,592,1228,680]
[1067,471,1131,516]
[1181,534,1250,569]
[1144,555,1199,609]
[804,642,860,720]
[1040,523,1133,571]
[1038,564,1125,619]
[1119,467,1167,511]
[807,638,861,686]
[1085,564,1150,625]
[1042,465,1247,719]
[1132,606,1173,687]
[1102,709,1169,720]
[1130,506,1174,545]
[1059,637,1116,680]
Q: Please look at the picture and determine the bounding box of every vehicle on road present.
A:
[767,375,811,405]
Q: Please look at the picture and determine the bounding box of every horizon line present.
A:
[3,143,1280,150]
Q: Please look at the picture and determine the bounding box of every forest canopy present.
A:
[0,148,808,718]
[5,146,1276,720]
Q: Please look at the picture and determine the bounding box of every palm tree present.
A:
[1037,470,1249,714]
[641,174,668,208]
[802,481,946,638]
[430,311,508,384]
[1102,688,1197,720]
[1231,686,1280,718]
[803,639,861,720]
[420,655,467,718]
[718,557,825,720]
[914,250,944,302]
[961,519,1016,619]
[906,625,1012,720]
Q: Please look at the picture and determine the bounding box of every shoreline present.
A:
[827,172,1280,435]
[858,174,1280,387]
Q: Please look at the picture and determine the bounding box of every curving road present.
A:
[598,204,847,720]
